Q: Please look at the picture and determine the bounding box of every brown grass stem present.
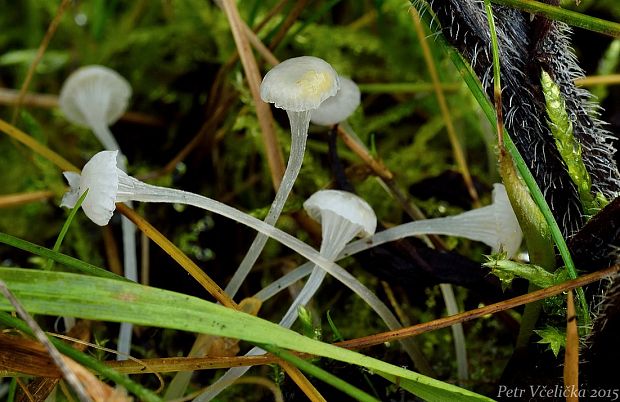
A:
[11,0,71,124]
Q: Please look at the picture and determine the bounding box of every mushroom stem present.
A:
[225,110,311,297]
[279,213,360,329]
[88,118,122,159]
[112,171,423,362]
[343,187,521,259]
[91,122,134,361]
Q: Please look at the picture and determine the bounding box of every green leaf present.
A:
[484,257,558,289]
[46,189,89,271]
[534,326,566,357]
[0,268,492,402]
[0,232,125,281]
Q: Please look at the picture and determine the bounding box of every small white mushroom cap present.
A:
[260,56,339,112]
[303,189,377,238]
[59,65,132,127]
[61,150,120,226]
[311,76,361,126]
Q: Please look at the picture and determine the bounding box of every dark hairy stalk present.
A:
[414,0,620,393]
[422,0,620,237]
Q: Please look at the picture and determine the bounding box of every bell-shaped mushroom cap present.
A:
[304,190,377,238]
[59,65,132,127]
[489,183,522,257]
[260,56,339,112]
[61,150,120,226]
[311,76,360,126]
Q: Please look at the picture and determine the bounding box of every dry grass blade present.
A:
[0,118,78,172]
[409,7,480,207]
[102,226,124,276]
[336,264,619,350]
[336,125,448,249]
[268,0,310,50]
[11,0,71,123]
[14,321,92,402]
[0,191,54,208]
[575,74,620,86]
[0,88,164,126]
[0,280,91,402]
[0,117,237,309]
[105,265,619,375]
[116,204,238,309]
[279,361,327,402]
[220,0,285,188]
[105,355,276,374]
[564,290,579,402]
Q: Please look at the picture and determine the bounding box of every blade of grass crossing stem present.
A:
[410,0,590,330]
[261,344,379,402]
[490,0,620,38]
[0,311,162,402]
[0,232,125,281]
[45,189,88,271]
[0,268,492,402]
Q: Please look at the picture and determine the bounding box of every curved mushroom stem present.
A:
[344,215,504,258]
[114,174,426,362]
[225,110,311,298]
[89,119,123,161]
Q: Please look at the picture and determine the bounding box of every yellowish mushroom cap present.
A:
[260,56,339,112]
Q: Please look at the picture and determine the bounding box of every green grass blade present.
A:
[0,232,125,281]
[490,0,620,38]
[261,344,380,402]
[45,189,88,271]
[0,268,492,402]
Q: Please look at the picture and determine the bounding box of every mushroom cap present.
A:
[490,183,523,257]
[59,65,132,128]
[60,150,120,226]
[303,190,376,238]
[311,76,360,126]
[260,56,339,112]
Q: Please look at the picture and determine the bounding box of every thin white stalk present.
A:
[90,118,136,361]
[439,283,468,382]
[117,213,137,360]
[343,215,502,258]
[225,110,311,297]
[193,219,364,402]
[253,264,314,302]
[89,119,122,157]
[116,177,420,360]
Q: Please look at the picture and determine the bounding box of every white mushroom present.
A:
[311,76,361,126]
[344,183,523,258]
[60,151,441,401]
[59,65,131,164]
[60,151,406,345]
[225,56,340,298]
[60,65,135,359]
[278,190,376,328]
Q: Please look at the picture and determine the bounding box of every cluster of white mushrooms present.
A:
[59,56,523,400]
